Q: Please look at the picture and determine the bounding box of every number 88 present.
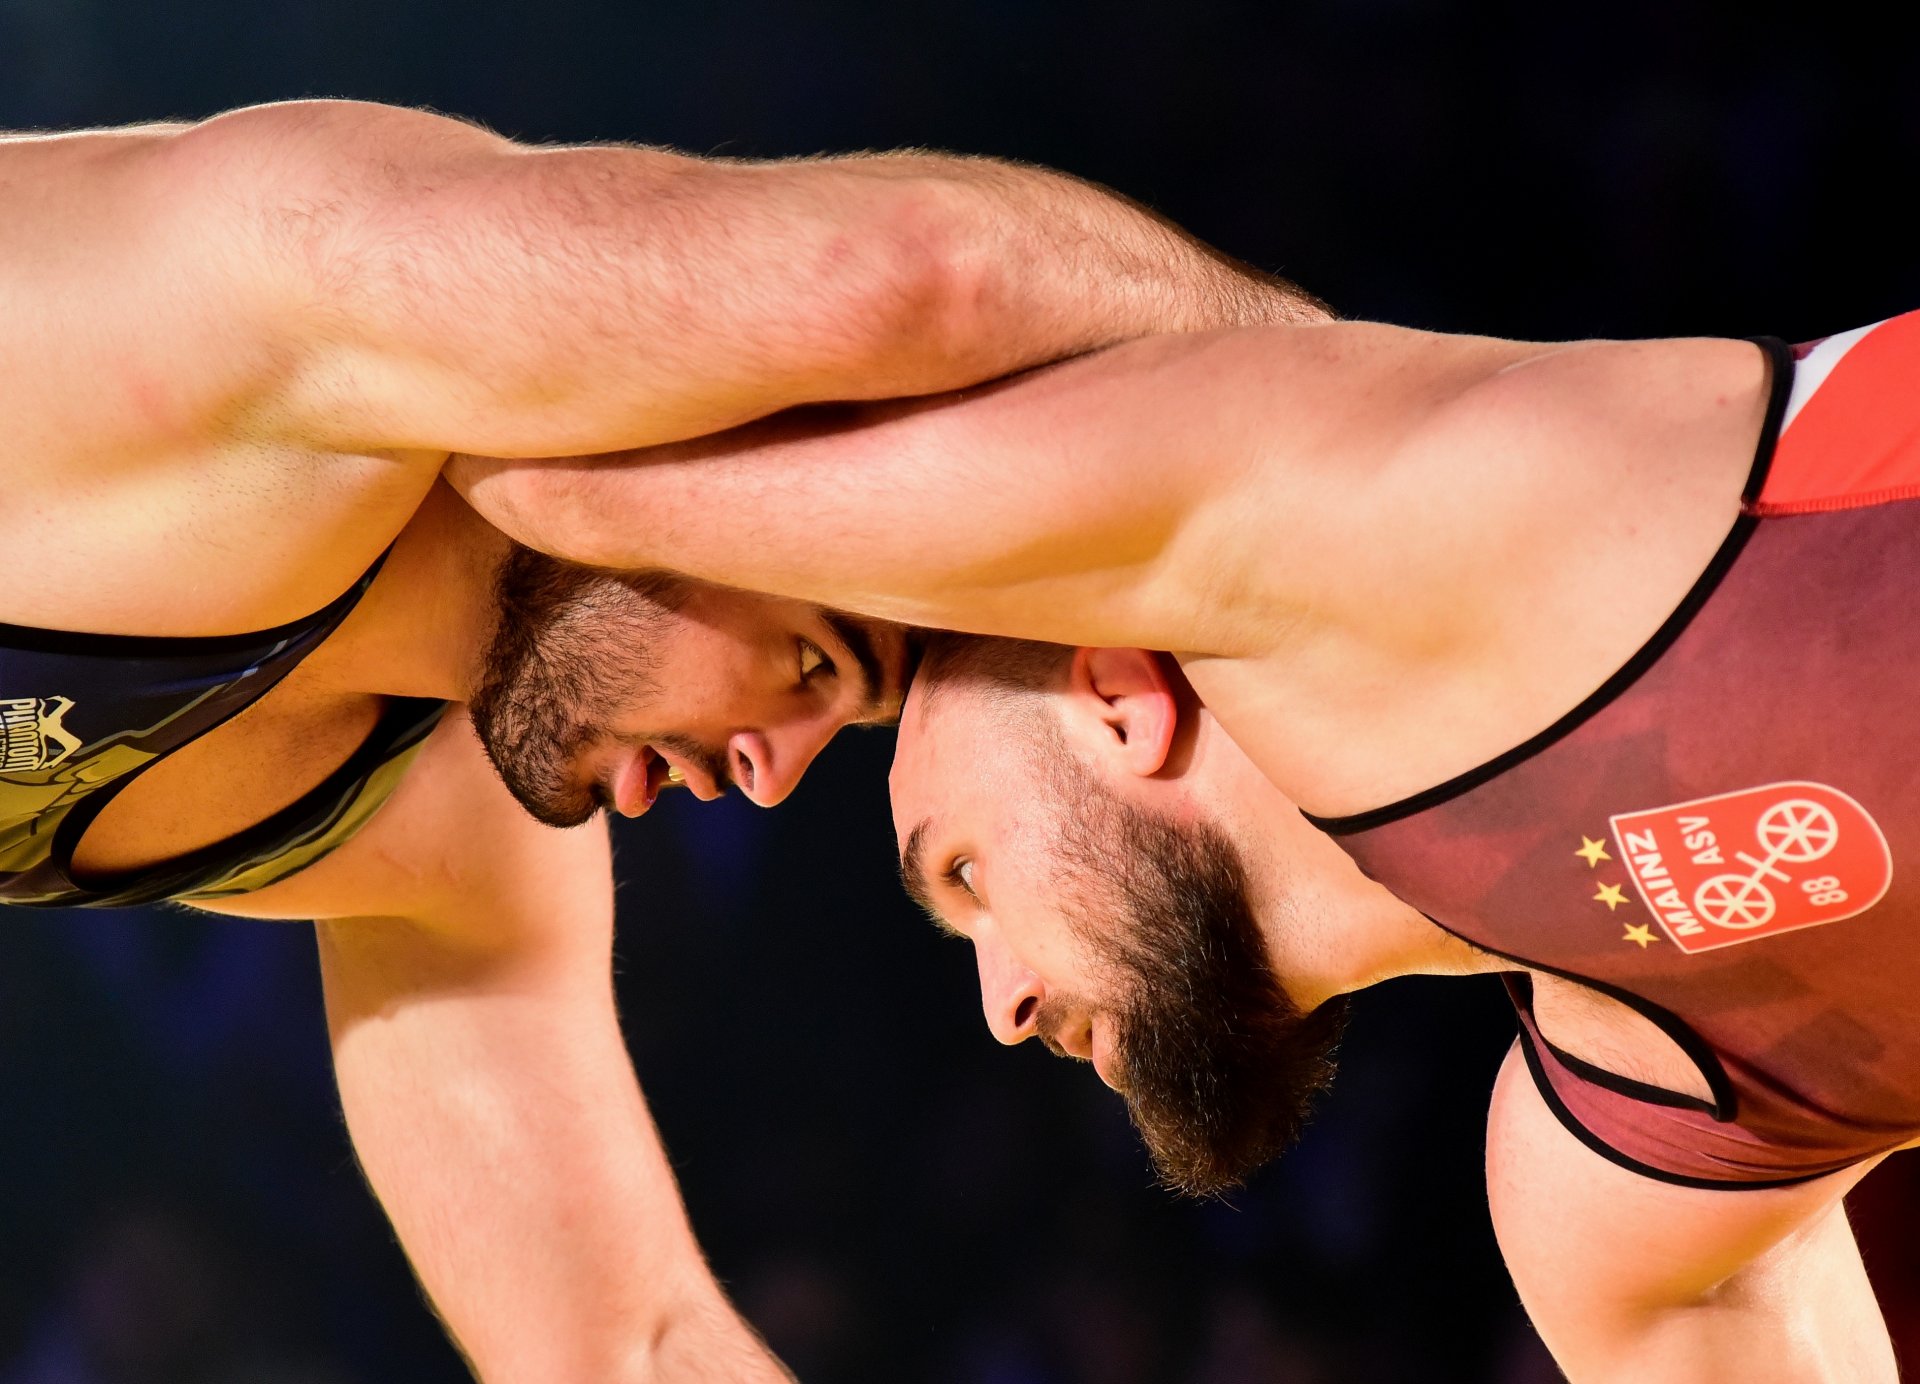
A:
[1801,875,1848,906]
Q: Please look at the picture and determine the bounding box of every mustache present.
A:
[1033,998,1094,1068]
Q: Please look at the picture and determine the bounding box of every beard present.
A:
[468,546,685,827]
[1042,749,1348,1198]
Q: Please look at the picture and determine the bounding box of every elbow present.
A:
[852,179,999,388]
[616,1289,791,1384]
[447,455,622,568]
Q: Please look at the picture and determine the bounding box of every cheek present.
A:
[679,630,782,717]
[607,638,755,732]
[969,794,1093,968]
[990,864,1101,993]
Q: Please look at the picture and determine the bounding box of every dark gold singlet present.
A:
[0,559,444,908]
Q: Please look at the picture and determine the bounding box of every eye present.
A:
[798,639,834,684]
[947,858,978,899]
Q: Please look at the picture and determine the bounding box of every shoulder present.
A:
[1484,1039,1902,1379]
[1199,330,1769,812]
[1485,1041,1874,1351]
[0,109,464,633]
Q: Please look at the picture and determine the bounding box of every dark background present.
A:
[3,3,1918,1381]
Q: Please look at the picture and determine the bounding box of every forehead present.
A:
[890,673,992,840]
[675,581,807,629]
[890,671,1056,848]
[889,675,945,842]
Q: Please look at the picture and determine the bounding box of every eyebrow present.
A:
[899,818,935,911]
[820,610,888,719]
[900,821,969,940]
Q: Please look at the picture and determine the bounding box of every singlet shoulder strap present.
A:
[56,697,447,908]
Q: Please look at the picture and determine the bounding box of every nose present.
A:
[975,935,1044,1046]
[726,716,839,807]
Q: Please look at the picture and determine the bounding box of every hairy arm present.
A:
[4,99,1321,467]
[199,712,791,1382]
[1486,1045,1896,1384]
[452,322,1526,655]
[451,326,1765,820]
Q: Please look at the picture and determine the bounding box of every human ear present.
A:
[1063,647,1179,778]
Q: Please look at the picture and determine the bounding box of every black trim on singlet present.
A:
[1306,337,1796,837]
[0,550,411,908]
[1506,975,1717,1115]
[0,555,386,657]
[1510,1025,1832,1192]
[1416,908,1738,1122]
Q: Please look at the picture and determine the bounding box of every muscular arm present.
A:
[453,323,1529,654]
[1486,1045,1896,1384]
[199,713,789,1382]
[450,324,1767,813]
[3,99,1320,466]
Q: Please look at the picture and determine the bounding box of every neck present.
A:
[316,481,512,703]
[1177,707,1496,1010]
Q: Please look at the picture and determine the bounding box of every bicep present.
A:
[1486,1044,1892,1383]
[237,104,955,457]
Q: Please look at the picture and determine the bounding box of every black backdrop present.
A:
[2,4,1917,1381]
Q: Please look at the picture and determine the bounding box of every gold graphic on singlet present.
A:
[0,696,82,773]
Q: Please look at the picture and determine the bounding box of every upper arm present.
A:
[1486,1043,1895,1383]
[199,715,786,1374]
[2,101,963,466]
[455,321,1528,656]
[232,102,970,457]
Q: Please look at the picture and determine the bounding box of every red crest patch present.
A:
[1608,782,1892,954]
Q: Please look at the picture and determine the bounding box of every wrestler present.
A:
[458,312,1920,1380]
[0,99,1320,1380]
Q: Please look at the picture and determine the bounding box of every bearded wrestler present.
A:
[0,99,1318,1380]
[459,310,1920,1381]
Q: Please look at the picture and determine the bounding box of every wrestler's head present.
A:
[890,634,1350,1196]
[470,546,910,827]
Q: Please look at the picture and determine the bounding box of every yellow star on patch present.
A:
[1622,923,1658,948]
[1593,882,1629,911]
[1575,835,1612,867]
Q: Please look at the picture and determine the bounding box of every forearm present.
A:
[454,143,1334,427]
[450,327,1306,652]
[320,918,792,1383]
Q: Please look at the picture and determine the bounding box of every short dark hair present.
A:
[914,632,1074,713]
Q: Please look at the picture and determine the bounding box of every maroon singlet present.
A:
[1307,312,1920,1188]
